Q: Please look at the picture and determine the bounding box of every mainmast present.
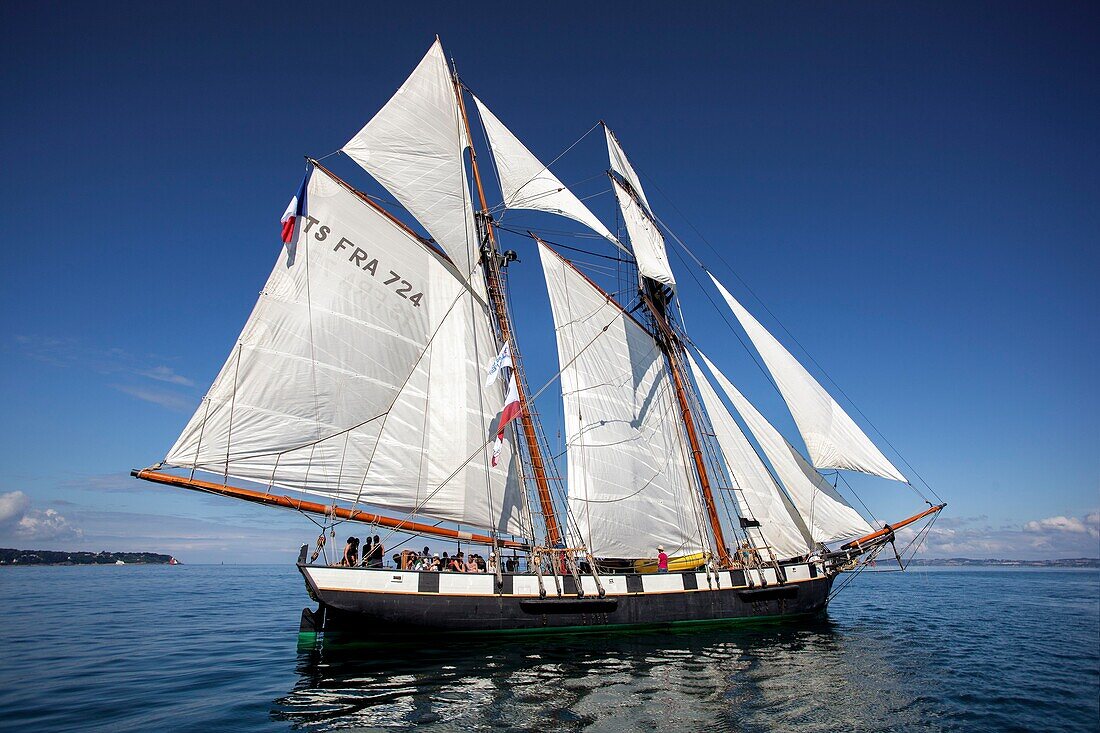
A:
[643,279,733,568]
[452,72,563,548]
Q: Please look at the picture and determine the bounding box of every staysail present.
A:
[165,166,525,535]
[473,96,625,252]
[538,242,707,558]
[709,274,907,482]
[695,352,873,543]
[686,352,813,560]
[342,39,481,276]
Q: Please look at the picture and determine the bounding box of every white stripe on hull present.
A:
[303,563,819,598]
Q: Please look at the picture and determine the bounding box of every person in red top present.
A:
[657,545,669,573]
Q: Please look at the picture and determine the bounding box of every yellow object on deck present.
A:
[633,552,708,574]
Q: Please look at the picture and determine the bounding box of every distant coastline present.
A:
[0,548,180,566]
[901,557,1099,568]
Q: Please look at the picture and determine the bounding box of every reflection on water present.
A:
[275,618,930,731]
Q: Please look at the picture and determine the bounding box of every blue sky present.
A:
[1,2,1096,562]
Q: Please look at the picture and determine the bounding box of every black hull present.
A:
[299,565,833,637]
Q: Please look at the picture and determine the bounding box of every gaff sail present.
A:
[165,165,525,536]
[538,242,708,558]
[709,274,908,482]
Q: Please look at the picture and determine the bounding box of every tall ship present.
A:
[133,38,944,637]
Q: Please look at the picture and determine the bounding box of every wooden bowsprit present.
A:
[840,503,947,552]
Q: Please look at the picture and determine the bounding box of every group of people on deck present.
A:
[337,537,764,573]
[335,535,386,567]
[337,540,523,573]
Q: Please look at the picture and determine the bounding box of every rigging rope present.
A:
[633,166,941,505]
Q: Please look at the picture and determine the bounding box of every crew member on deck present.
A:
[339,537,359,567]
[657,545,669,573]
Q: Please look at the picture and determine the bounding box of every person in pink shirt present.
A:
[657,545,669,573]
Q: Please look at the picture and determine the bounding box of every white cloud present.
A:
[113,384,194,411]
[138,366,194,387]
[17,508,83,541]
[13,336,196,405]
[0,491,82,543]
[1024,514,1099,538]
[899,512,1100,559]
[0,491,30,526]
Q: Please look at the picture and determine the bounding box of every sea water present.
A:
[0,565,1096,731]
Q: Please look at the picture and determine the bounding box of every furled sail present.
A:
[695,353,873,543]
[342,39,480,276]
[686,352,813,560]
[611,177,676,290]
[604,125,652,214]
[709,275,907,482]
[538,242,707,558]
[473,96,625,252]
[165,166,525,535]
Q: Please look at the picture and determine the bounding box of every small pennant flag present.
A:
[492,374,521,467]
[280,171,310,244]
[484,342,513,387]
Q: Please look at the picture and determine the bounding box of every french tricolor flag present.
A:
[280,171,310,244]
[492,374,522,467]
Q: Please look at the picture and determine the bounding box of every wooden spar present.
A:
[132,469,529,550]
[307,158,449,261]
[642,288,733,568]
[840,503,946,550]
[451,73,563,548]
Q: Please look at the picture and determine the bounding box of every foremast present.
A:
[452,72,564,548]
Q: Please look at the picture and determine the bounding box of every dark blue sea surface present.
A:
[0,565,1096,732]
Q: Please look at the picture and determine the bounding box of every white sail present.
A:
[686,352,813,560]
[695,353,873,544]
[709,274,907,482]
[343,39,480,276]
[165,166,525,535]
[611,177,676,290]
[538,242,707,558]
[604,125,653,215]
[473,96,625,252]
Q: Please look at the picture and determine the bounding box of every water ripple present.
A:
[0,566,1096,731]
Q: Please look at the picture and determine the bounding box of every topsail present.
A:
[473,96,624,252]
[343,39,481,277]
[611,177,676,291]
[605,129,676,290]
[165,166,525,535]
[709,274,907,482]
[604,125,652,214]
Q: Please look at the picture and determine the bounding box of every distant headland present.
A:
[899,557,1099,568]
[0,548,180,566]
